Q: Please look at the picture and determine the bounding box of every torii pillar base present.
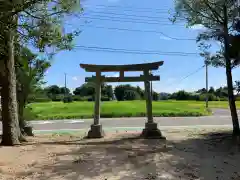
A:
[141,122,166,139]
[87,124,104,138]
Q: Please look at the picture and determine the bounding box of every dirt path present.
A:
[0,128,240,180]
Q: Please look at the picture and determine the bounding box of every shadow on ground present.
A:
[16,130,240,180]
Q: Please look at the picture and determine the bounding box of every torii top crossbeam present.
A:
[80,61,164,72]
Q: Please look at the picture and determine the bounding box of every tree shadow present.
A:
[15,130,240,180]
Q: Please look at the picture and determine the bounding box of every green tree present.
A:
[60,87,70,95]
[208,87,215,94]
[114,84,142,101]
[136,86,144,99]
[0,0,81,145]
[16,47,50,136]
[215,86,228,97]
[173,0,240,135]
[196,88,207,94]
[234,81,240,95]
[152,91,159,101]
[123,89,141,101]
[73,83,95,97]
[74,83,114,100]
[101,84,114,100]
[45,85,61,100]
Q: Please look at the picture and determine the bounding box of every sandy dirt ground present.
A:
[0,128,240,180]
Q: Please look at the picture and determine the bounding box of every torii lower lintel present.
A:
[80,61,166,140]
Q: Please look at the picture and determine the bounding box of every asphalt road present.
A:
[29,108,236,131]
[0,109,237,132]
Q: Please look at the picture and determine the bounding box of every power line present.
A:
[81,14,172,24]
[84,10,170,18]
[72,24,195,41]
[79,16,185,26]
[84,4,171,14]
[167,65,205,87]
[74,45,200,56]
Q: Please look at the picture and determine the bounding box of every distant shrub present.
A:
[77,96,112,101]
[72,95,83,101]
[235,96,240,101]
[219,97,228,101]
[198,94,218,101]
[27,94,51,103]
[101,96,111,101]
[52,95,64,102]
[63,96,73,103]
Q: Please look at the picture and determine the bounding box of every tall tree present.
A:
[0,0,81,145]
[173,0,240,135]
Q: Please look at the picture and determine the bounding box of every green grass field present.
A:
[24,100,237,120]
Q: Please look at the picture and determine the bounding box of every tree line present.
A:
[29,83,240,103]
[30,83,160,102]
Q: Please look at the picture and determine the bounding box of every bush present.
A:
[27,94,51,103]
[219,97,228,101]
[101,96,111,101]
[198,94,218,101]
[235,96,240,101]
[170,91,198,100]
[72,95,83,101]
[123,90,141,100]
[63,96,73,103]
[52,94,64,101]
[77,96,112,101]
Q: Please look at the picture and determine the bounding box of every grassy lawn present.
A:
[25,100,217,120]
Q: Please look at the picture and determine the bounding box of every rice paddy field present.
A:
[25,100,235,120]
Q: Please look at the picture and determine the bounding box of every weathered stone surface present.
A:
[87,124,104,138]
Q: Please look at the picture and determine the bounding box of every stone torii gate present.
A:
[80,61,165,139]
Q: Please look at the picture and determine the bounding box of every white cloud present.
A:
[160,36,172,40]
[189,24,207,31]
[113,72,119,77]
[106,72,119,77]
[72,76,78,81]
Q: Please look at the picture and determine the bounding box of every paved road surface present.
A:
[0,109,237,132]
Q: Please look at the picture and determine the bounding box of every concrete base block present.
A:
[141,122,166,139]
[24,126,34,136]
[87,124,104,138]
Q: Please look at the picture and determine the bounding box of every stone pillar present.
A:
[94,72,101,125]
[87,71,104,138]
[141,70,165,139]
[144,70,153,123]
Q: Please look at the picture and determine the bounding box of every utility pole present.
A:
[64,73,67,98]
[205,63,209,109]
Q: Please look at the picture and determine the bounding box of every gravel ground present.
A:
[0,128,240,180]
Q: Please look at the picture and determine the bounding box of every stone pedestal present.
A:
[24,126,34,136]
[87,124,104,138]
[141,122,166,139]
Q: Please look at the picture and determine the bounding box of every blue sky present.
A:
[44,0,240,93]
